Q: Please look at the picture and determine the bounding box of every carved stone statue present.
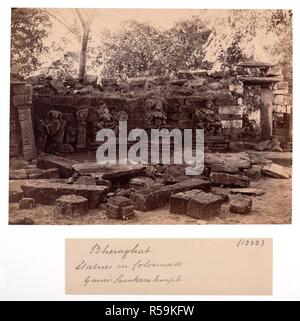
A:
[36,110,76,153]
[194,100,222,135]
[44,110,66,144]
[96,104,115,130]
[147,100,168,128]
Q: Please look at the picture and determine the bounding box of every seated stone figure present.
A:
[194,100,222,135]
[150,100,168,128]
[44,110,66,144]
[96,104,115,130]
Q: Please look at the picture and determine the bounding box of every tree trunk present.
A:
[79,26,89,81]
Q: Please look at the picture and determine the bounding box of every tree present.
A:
[99,20,167,78]
[218,31,248,70]
[11,8,52,76]
[45,8,96,80]
[99,17,212,79]
[164,16,212,71]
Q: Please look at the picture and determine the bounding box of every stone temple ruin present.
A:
[9,62,292,224]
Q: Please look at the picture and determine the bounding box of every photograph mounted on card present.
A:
[9,9,292,225]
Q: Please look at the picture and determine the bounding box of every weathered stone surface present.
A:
[209,172,250,188]
[93,175,112,189]
[273,89,288,95]
[9,217,34,225]
[106,196,134,220]
[205,153,251,171]
[55,195,88,218]
[73,163,146,180]
[254,139,283,152]
[9,189,24,203]
[26,167,44,177]
[41,168,60,179]
[131,179,211,211]
[37,153,77,178]
[243,165,262,180]
[21,181,109,208]
[230,188,265,196]
[186,192,224,219]
[76,176,96,185]
[10,169,28,180]
[170,189,203,215]
[230,196,252,214]
[130,176,155,189]
[9,159,29,170]
[210,189,230,203]
[237,75,283,85]
[19,197,35,209]
[228,141,245,152]
[210,163,239,174]
[248,153,273,165]
[274,81,288,90]
[252,151,292,167]
[262,163,291,179]
[84,74,98,86]
[10,178,64,203]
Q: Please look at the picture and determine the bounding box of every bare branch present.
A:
[45,9,81,42]
[75,8,86,28]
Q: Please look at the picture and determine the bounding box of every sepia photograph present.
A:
[9,8,293,225]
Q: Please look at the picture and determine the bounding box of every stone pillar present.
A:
[260,86,273,140]
[11,83,37,160]
[76,108,89,149]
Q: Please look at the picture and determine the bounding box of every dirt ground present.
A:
[9,176,292,225]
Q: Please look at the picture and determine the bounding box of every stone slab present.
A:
[72,163,146,180]
[37,153,77,178]
[262,163,291,179]
[205,153,251,171]
[131,179,211,211]
[209,172,250,188]
[230,188,265,196]
[21,181,109,208]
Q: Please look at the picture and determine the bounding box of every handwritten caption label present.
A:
[66,238,272,295]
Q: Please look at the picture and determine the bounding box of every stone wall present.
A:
[32,70,249,152]
[272,81,292,142]
[30,66,292,153]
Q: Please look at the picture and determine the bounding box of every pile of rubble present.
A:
[9,148,291,223]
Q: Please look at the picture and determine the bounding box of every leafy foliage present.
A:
[11,8,52,76]
[218,32,248,70]
[99,17,212,79]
